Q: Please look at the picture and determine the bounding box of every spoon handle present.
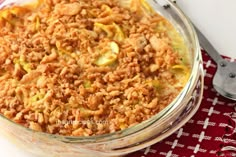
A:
[193,25,223,63]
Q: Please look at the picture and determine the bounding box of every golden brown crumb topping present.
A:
[0,0,190,136]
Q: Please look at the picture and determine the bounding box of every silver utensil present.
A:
[160,0,236,100]
[194,26,236,100]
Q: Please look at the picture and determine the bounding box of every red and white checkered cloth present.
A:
[128,51,236,157]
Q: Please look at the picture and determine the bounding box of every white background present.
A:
[178,0,236,59]
[1,1,236,157]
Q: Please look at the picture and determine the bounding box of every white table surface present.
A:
[1,1,236,157]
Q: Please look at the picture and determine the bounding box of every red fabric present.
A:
[128,51,236,157]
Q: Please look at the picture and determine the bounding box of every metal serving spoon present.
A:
[160,0,236,100]
[194,26,236,100]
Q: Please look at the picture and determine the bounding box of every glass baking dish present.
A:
[0,0,204,156]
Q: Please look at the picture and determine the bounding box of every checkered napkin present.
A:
[128,51,236,157]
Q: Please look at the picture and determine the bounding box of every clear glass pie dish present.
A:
[0,0,204,157]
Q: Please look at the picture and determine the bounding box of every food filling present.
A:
[0,0,190,136]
